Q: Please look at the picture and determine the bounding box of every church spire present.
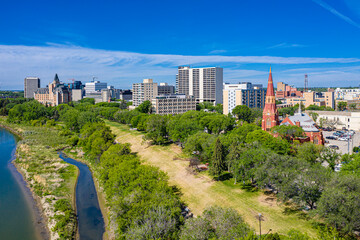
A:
[262,67,279,131]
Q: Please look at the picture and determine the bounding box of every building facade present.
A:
[158,83,175,95]
[309,110,360,131]
[85,81,107,95]
[176,66,223,104]
[223,82,266,115]
[34,74,71,106]
[276,82,302,98]
[151,94,196,115]
[335,88,360,100]
[262,68,279,131]
[286,91,335,109]
[132,79,158,106]
[24,77,40,98]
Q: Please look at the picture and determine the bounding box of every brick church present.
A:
[262,68,324,145]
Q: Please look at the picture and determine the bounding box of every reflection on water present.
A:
[59,152,105,240]
[0,128,39,240]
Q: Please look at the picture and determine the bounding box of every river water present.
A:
[59,152,105,240]
[0,128,39,240]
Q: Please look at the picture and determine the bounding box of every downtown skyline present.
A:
[1,0,360,89]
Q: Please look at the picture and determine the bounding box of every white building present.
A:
[335,88,360,100]
[176,66,223,104]
[151,94,196,115]
[85,81,107,95]
[309,110,360,130]
[223,82,266,115]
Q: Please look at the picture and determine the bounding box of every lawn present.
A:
[106,120,318,237]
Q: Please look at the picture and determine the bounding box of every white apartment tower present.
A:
[176,66,223,104]
[132,79,158,106]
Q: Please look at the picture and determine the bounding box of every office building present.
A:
[176,66,223,104]
[119,90,132,101]
[85,81,107,94]
[334,88,360,100]
[72,89,84,102]
[151,94,196,115]
[158,83,175,95]
[223,82,266,115]
[286,91,335,109]
[132,79,158,106]
[24,77,40,98]
[276,82,302,98]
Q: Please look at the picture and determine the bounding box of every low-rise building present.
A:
[276,82,302,98]
[223,82,266,115]
[335,88,360,100]
[308,110,360,131]
[286,91,335,109]
[151,94,196,115]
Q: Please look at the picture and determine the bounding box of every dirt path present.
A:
[107,121,317,237]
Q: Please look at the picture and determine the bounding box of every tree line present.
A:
[2,99,360,239]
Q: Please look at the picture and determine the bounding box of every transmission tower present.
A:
[304,74,308,92]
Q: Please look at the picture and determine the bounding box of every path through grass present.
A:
[106,120,317,237]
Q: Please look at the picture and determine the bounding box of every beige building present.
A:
[286,91,335,109]
[223,82,266,115]
[277,82,287,92]
[34,74,71,106]
[151,94,196,115]
[72,89,84,102]
[132,79,158,106]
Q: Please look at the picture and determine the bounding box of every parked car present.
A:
[338,137,349,141]
[333,132,342,137]
[334,163,342,172]
[329,145,339,150]
[326,136,338,140]
[350,130,355,135]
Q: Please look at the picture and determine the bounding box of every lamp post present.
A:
[259,213,262,239]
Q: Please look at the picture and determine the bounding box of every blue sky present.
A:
[1,0,360,89]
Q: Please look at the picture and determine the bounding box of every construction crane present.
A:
[92,76,98,82]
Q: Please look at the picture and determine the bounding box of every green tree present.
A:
[144,114,168,144]
[232,105,253,123]
[209,138,226,178]
[349,103,357,110]
[296,142,323,164]
[271,125,305,143]
[319,148,340,171]
[317,175,360,234]
[337,101,347,111]
[136,100,152,113]
[309,112,319,122]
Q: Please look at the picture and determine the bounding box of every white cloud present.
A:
[0,44,359,89]
[267,43,307,49]
[312,0,360,29]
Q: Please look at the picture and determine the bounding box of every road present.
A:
[323,131,360,154]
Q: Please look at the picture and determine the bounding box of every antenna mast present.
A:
[304,74,308,92]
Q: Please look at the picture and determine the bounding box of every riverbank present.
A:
[0,117,78,240]
[63,148,114,240]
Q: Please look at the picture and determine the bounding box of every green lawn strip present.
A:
[106,120,317,237]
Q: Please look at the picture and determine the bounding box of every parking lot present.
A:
[323,130,360,154]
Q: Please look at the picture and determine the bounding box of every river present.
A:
[59,152,105,240]
[0,128,40,240]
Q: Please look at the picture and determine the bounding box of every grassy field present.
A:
[106,120,318,237]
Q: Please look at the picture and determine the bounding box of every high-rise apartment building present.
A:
[132,79,158,106]
[176,66,223,104]
[24,77,40,98]
[223,82,266,115]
